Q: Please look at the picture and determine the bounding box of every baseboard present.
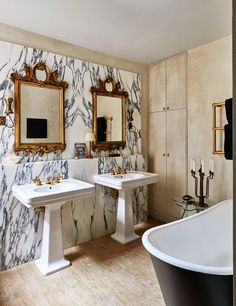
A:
[148,210,178,223]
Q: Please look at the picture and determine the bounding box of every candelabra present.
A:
[191,165,214,207]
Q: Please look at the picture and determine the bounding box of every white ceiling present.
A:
[0,0,232,64]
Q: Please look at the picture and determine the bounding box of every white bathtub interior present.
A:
[143,199,233,275]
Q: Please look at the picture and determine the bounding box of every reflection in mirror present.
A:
[90,77,128,151]
[35,69,47,82]
[97,96,122,142]
[10,62,68,155]
[20,84,61,143]
[105,82,113,92]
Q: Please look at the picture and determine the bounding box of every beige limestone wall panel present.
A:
[149,111,167,215]
[188,36,232,203]
[149,61,166,112]
[166,53,187,110]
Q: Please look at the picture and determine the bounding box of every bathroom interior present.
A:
[0,0,234,305]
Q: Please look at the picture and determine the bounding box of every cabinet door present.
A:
[166,53,186,110]
[149,61,166,112]
[149,111,167,216]
[166,109,186,218]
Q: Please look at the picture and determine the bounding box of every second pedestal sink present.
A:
[12,178,95,275]
[94,171,158,244]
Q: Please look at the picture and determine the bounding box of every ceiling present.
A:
[0,0,232,64]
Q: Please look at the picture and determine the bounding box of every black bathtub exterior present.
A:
[151,255,233,306]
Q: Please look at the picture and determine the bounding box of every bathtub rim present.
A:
[142,199,232,275]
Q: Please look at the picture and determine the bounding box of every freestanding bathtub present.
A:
[142,199,233,306]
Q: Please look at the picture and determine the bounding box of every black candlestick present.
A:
[191,166,214,207]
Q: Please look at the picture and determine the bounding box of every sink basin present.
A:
[94,171,158,190]
[113,173,145,179]
[13,178,94,208]
[94,171,159,244]
[12,178,95,276]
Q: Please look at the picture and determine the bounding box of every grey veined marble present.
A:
[0,154,147,271]
[0,40,141,163]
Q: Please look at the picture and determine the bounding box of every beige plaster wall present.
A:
[0,22,148,155]
[188,36,233,202]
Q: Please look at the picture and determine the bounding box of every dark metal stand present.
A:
[191,166,214,207]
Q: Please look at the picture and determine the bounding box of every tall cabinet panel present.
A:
[148,53,187,221]
[166,109,186,218]
[166,54,186,110]
[149,112,167,215]
[149,61,166,112]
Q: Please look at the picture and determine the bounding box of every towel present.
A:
[225,98,232,124]
[224,98,232,160]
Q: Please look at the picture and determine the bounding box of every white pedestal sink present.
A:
[12,179,95,275]
[94,171,158,244]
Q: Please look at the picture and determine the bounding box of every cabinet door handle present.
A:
[163,107,165,110]
[167,153,170,157]
[163,153,166,156]
[167,106,169,110]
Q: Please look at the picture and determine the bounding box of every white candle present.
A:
[201,159,205,173]
[192,159,196,172]
[190,158,193,170]
[211,159,214,172]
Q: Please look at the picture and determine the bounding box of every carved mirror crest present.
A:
[10,62,68,156]
[91,77,128,151]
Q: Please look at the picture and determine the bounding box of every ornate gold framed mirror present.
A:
[10,62,68,155]
[90,77,128,151]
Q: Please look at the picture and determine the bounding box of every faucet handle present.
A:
[54,176,62,183]
[33,178,42,186]
[45,177,52,185]
[111,169,116,175]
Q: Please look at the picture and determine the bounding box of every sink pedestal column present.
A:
[111,189,139,244]
[35,201,70,275]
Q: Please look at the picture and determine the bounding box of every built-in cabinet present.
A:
[149,53,187,221]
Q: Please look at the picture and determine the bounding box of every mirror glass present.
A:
[35,69,47,82]
[97,96,122,142]
[11,62,68,155]
[20,84,61,143]
[91,77,128,151]
[105,82,113,92]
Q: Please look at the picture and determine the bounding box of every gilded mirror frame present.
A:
[91,77,128,151]
[10,62,69,156]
